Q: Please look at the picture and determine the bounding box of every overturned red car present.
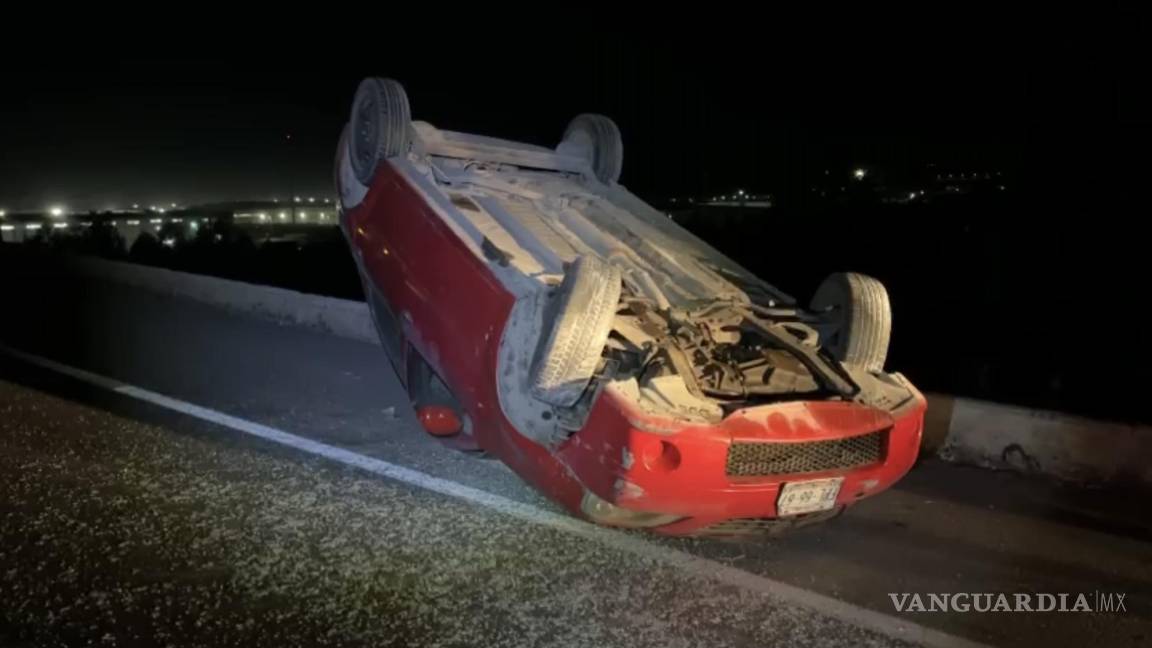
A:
[335,78,926,536]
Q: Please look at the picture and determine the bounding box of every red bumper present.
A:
[556,389,926,535]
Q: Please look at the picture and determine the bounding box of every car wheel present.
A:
[531,255,622,407]
[558,114,623,184]
[348,77,411,185]
[810,272,892,372]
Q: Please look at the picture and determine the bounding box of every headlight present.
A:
[580,489,683,529]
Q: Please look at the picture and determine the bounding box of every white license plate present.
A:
[777,477,844,516]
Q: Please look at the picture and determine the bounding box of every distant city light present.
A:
[49,206,65,217]
[278,211,288,220]
[111,221,118,226]
[299,211,307,220]
[162,237,177,248]
[853,168,867,180]
[273,198,279,203]
[170,203,177,209]
[189,220,199,231]
[26,223,42,231]
[737,189,745,195]
[323,198,331,204]
[157,207,166,214]
[0,224,13,231]
[308,197,315,203]
[258,213,268,222]
[0,210,6,218]
[132,204,140,209]
[318,212,327,220]
[126,220,140,226]
[171,218,183,223]
[52,222,68,229]
[150,218,163,224]
[909,192,917,200]
[294,197,302,203]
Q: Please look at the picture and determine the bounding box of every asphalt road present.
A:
[0,265,1150,647]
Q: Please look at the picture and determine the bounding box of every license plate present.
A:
[777,477,843,516]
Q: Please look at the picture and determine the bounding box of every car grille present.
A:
[696,507,844,537]
[725,429,886,477]
[697,517,794,536]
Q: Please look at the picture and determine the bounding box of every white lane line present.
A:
[2,345,990,648]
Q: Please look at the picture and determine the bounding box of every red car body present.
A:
[337,81,926,536]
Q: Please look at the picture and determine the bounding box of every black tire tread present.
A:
[531,256,622,406]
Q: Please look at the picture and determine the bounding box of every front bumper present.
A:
[556,385,926,536]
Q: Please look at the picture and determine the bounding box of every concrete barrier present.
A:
[933,395,1152,487]
[66,256,377,345]
[64,256,1152,489]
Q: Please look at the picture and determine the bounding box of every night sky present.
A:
[2,19,1152,422]
[0,24,1148,212]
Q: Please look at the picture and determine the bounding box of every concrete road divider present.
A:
[58,256,1152,490]
[927,394,1152,487]
[66,256,377,345]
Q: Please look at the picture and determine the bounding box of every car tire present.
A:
[558,114,623,184]
[531,255,622,407]
[348,77,411,185]
[810,272,892,372]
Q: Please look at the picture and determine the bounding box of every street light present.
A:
[49,206,65,218]
[853,168,867,180]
